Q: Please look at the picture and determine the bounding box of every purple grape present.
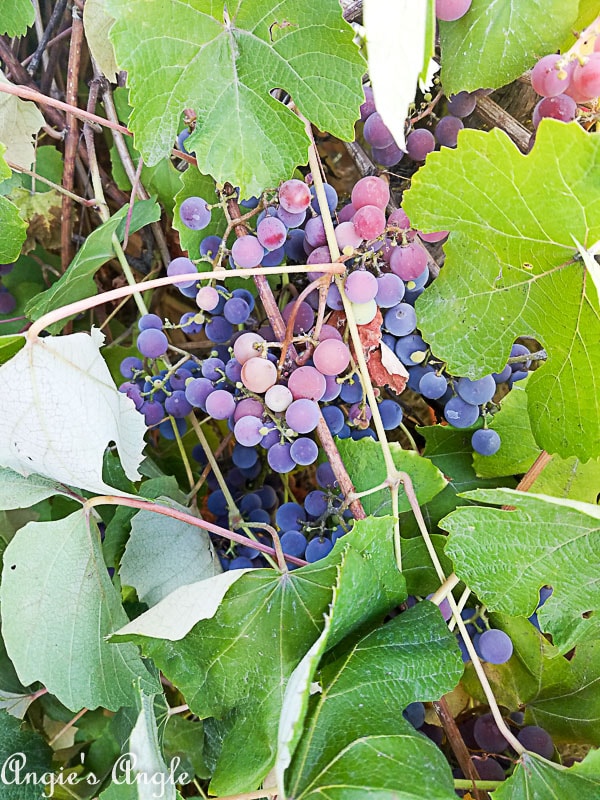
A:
[205,316,234,343]
[234,415,264,447]
[285,229,306,262]
[316,462,337,488]
[276,206,306,228]
[141,400,165,426]
[322,405,345,435]
[164,390,193,418]
[119,356,143,378]
[137,328,169,358]
[472,429,501,456]
[290,437,319,466]
[0,288,16,314]
[371,141,404,167]
[201,357,225,381]
[344,270,379,303]
[119,381,144,409]
[435,115,464,148]
[364,111,395,148]
[167,256,197,289]
[517,726,554,759]
[257,216,287,251]
[360,85,376,120]
[477,629,513,664]
[285,399,320,434]
[185,377,214,409]
[205,389,236,420]
[310,183,338,215]
[406,128,436,161]
[532,94,577,129]
[305,215,327,248]
[179,196,211,231]
[305,537,333,562]
[223,297,250,324]
[444,395,480,428]
[199,234,222,258]
[376,273,406,308]
[138,313,163,331]
[267,442,296,473]
[446,91,477,117]
[471,757,505,781]
[473,713,509,753]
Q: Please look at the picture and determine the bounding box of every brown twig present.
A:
[60,6,84,270]
[22,26,73,67]
[474,95,531,153]
[26,0,68,76]
[433,698,489,800]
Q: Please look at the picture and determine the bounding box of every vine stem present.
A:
[433,697,489,800]
[7,160,97,205]
[83,496,306,568]
[26,267,343,340]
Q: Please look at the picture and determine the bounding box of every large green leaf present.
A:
[403,122,600,461]
[105,0,365,196]
[0,0,35,36]
[493,753,600,800]
[0,145,26,263]
[336,437,447,516]
[285,602,463,800]
[439,0,578,95]
[0,510,159,711]
[0,712,52,800]
[25,199,160,332]
[116,518,406,794]
[443,489,600,652]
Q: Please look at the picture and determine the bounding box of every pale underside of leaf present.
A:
[0,72,45,169]
[0,328,146,496]
[83,0,119,81]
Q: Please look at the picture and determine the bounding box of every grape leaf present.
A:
[83,0,119,81]
[0,0,35,37]
[114,518,406,794]
[0,328,146,496]
[120,500,221,607]
[285,603,462,800]
[443,488,600,652]
[336,437,447,516]
[439,0,579,95]
[0,145,27,264]
[25,199,160,333]
[403,121,600,461]
[0,73,44,169]
[493,752,600,800]
[0,467,75,510]
[163,715,210,781]
[0,711,52,800]
[105,0,365,196]
[0,510,159,711]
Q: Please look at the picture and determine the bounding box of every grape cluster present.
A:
[530,38,600,131]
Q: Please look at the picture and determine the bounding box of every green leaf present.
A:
[0,335,25,364]
[443,489,600,652]
[119,500,221,606]
[0,711,52,799]
[0,146,27,264]
[173,166,227,258]
[20,146,64,193]
[0,0,35,36]
[0,74,45,169]
[493,752,600,800]
[163,715,210,781]
[105,0,365,196]
[400,425,514,536]
[401,534,455,596]
[116,518,406,794]
[560,0,600,50]
[0,510,159,711]
[439,0,579,95]
[83,0,119,81]
[336,437,447,516]
[25,199,160,332]
[285,603,463,800]
[0,467,75,510]
[403,122,600,461]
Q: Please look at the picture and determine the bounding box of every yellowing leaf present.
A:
[0,72,44,170]
[83,0,119,81]
[0,328,146,496]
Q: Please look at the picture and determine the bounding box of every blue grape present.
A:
[164,390,193,418]
[378,399,403,429]
[201,357,225,381]
[419,371,448,400]
[305,537,333,562]
[472,428,501,456]
[276,502,306,531]
[456,375,496,405]
[223,297,250,324]
[290,437,319,466]
[395,334,428,366]
[256,485,278,509]
[180,312,203,334]
[199,234,222,258]
[304,490,328,518]
[280,531,307,558]
[310,183,338,214]
[322,405,345,435]
[233,445,259,469]
[384,303,417,336]
[229,557,254,570]
[158,418,186,440]
[205,316,234,343]
[316,462,337,488]
[339,376,363,403]
[444,395,480,428]
[120,356,143,378]
[477,629,513,664]
[176,128,190,151]
[137,328,169,358]
[402,702,425,729]
[138,313,163,331]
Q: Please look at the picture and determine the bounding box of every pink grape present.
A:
[233,397,264,422]
[344,270,378,303]
[313,339,351,376]
[352,205,387,239]
[288,366,326,401]
[265,384,293,412]
[435,0,472,21]
[205,389,236,420]
[257,216,287,251]
[390,242,429,280]
[317,323,343,342]
[279,179,311,213]
[285,399,320,434]
[572,53,600,101]
[233,332,265,364]
[532,94,577,128]
[406,129,435,161]
[234,415,264,447]
[351,176,390,211]
[179,196,211,230]
[240,358,277,393]
[531,54,571,97]
[231,235,264,268]
[388,208,412,230]
[363,112,395,148]
[335,221,363,250]
[196,285,220,311]
[419,230,449,243]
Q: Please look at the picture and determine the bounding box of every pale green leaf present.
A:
[403,121,600,460]
[443,488,600,652]
[0,145,27,264]
[126,690,178,800]
[25,199,160,332]
[439,0,579,95]
[0,711,52,800]
[0,0,35,36]
[0,467,75,511]
[83,0,119,80]
[493,752,600,800]
[0,510,159,711]
[0,328,146,496]
[336,437,447,516]
[285,603,462,800]
[105,0,365,196]
[116,519,406,794]
[0,73,45,169]
[0,688,36,720]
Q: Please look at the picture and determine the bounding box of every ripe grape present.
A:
[419,371,448,399]
[234,397,264,421]
[473,713,509,753]
[199,234,222,257]
[384,303,417,336]
[167,256,197,288]
[290,437,319,466]
[435,114,464,148]
[305,537,333,562]
[395,334,428,366]
[305,215,327,248]
[378,399,403,429]
[363,111,395,148]
[231,235,264,268]
[456,375,496,405]
[310,183,339,215]
[138,313,163,331]
[360,84,376,120]
[477,629,513,664]
[185,377,214,409]
[351,176,390,211]
[444,395,480,428]
[279,178,311,213]
[344,270,379,303]
[517,726,554,759]
[531,53,572,97]
[372,141,404,167]
[201,357,225,381]
[276,502,306,531]
[472,428,501,456]
[223,297,251,324]
[0,288,16,314]
[352,205,387,239]
[179,196,211,230]
[447,91,477,117]
[232,444,258,469]
[119,356,143,378]
[285,399,320,434]
[435,0,472,21]
[288,366,327,401]
[280,530,307,558]
[471,757,505,781]
[137,328,169,358]
[205,316,233,343]
[276,206,306,228]
[267,442,296,473]
[164,390,193,418]
[406,129,435,161]
[257,216,287,251]
[282,301,315,333]
[322,404,345,434]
